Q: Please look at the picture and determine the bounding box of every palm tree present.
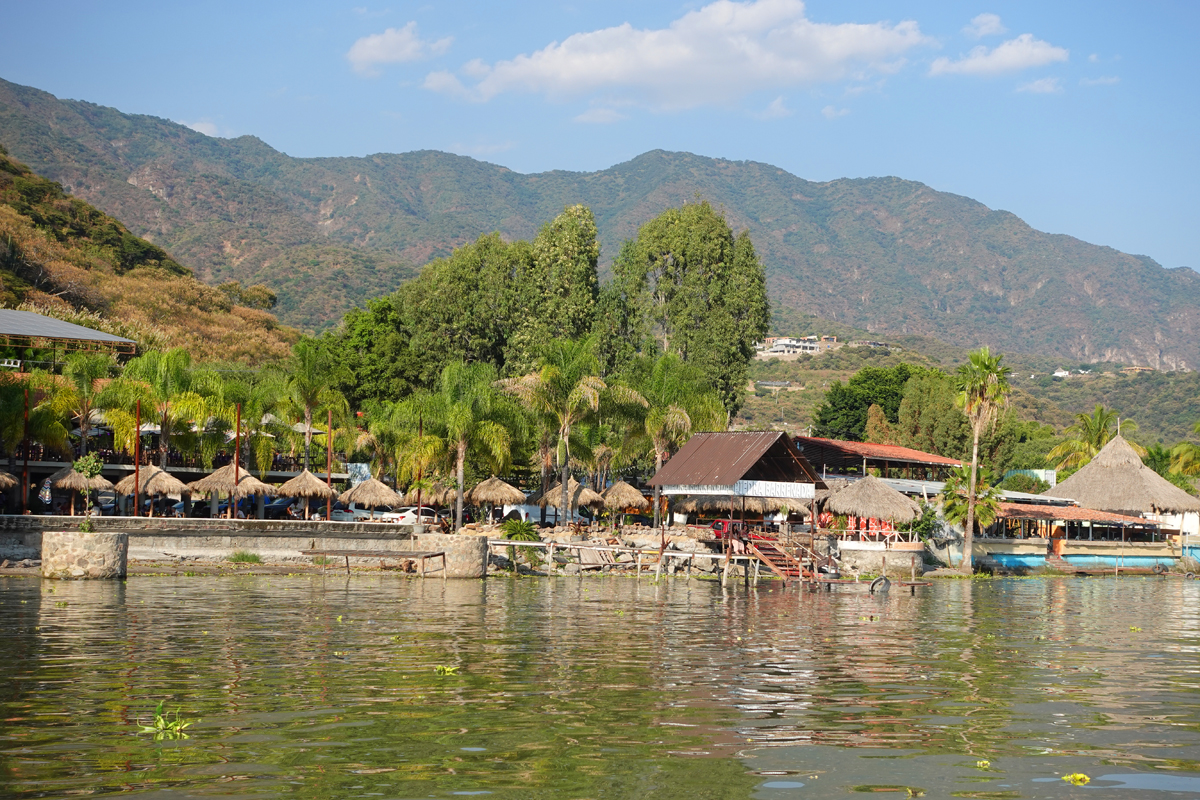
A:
[99,348,210,468]
[1048,405,1142,470]
[36,352,113,456]
[954,347,1011,571]
[627,353,726,527]
[940,465,1002,534]
[281,340,349,471]
[213,371,288,475]
[0,374,68,509]
[501,337,645,527]
[429,360,517,530]
[1172,421,1200,477]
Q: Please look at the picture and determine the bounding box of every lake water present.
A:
[3,574,1200,799]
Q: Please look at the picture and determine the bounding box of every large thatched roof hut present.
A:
[278,469,336,500]
[340,478,401,508]
[602,480,650,511]
[826,475,921,523]
[1043,435,1200,516]
[114,466,187,497]
[466,476,526,506]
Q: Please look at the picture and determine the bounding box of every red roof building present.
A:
[793,436,962,480]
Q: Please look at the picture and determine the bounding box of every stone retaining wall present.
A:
[41,531,128,579]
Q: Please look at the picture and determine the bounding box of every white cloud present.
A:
[755,96,794,119]
[347,22,452,76]
[821,105,850,119]
[964,13,1006,39]
[574,107,627,124]
[1017,77,1062,94]
[179,120,220,137]
[930,33,1068,76]
[424,0,929,110]
[1081,75,1119,86]
[1088,53,1100,63]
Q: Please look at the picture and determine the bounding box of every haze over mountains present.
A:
[2,77,1196,371]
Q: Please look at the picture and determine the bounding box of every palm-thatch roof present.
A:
[1043,435,1200,515]
[825,475,921,523]
[278,469,336,499]
[602,480,651,511]
[188,463,279,498]
[340,478,401,508]
[0,470,17,490]
[676,495,810,517]
[114,466,188,497]
[50,466,114,492]
[466,476,526,506]
[403,481,456,506]
[533,478,604,509]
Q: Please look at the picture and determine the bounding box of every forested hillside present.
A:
[0,147,297,362]
[3,77,1198,372]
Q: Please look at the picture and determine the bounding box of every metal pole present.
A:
[133,399,140,517]
[232,403,240,519]
[326,408,333,521]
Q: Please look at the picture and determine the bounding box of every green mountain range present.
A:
[2,76,1197,372]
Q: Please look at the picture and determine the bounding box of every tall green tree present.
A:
[1047,405,1142,471]
[37,352,113,456]
[428,361,518,530]
[502,337,646,525]
[99,348,210,468]
[613,202,769,414]
[624,353,726,527]
[955,347,1011,571]
[1171,421,1200,477]
[506,205,600,374]
[893,369,970,458]
[282,340,350,471]
[813,364,921,442]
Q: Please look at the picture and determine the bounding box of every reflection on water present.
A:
[1,575,1199,798]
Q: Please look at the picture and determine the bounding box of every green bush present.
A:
[227,551,263,564]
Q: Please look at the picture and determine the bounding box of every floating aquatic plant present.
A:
[1062,773,1089,785]
[138,701,197,740]
[434,665,459,676]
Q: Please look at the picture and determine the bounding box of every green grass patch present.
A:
[227,551,263,564]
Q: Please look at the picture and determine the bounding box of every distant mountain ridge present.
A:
[1,76,1196,370]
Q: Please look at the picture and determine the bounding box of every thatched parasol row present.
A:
[187,462,277,499]
[602,480,650,511]
[340,477,401,508]
[533,478,604,510]
[278,469,336,500]
[114,465,188,497]
[675,494,811,518]
[466,476,526,506]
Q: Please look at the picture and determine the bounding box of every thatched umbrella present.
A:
[277,469,336,520]
[0,470,17,490]
[466,476,526,525]
[532,478,603,525]
[188,462,278,518]
[340,478,401,520]
[1043,435,1200,516]
[115,465,187,497]
[602,480,651,511]
[826,475,921,524]
[466,476,526,506]
[50,466,114,516]
[115,466,188,517]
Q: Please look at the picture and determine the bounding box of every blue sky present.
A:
[2,1,1197,270]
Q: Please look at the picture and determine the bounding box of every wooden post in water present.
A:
[752,558,760,587]
[636,550,642,577]
[911,555,916,583]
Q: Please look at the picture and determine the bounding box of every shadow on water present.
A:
[2,574,1199,798]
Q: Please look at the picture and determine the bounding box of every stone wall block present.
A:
[41,531,128,579]
[416,532,489,578]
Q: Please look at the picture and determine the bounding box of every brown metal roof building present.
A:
[793,436,962,480]
[649,431,826,493]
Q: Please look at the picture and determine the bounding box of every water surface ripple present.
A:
[2,575,1198,798]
